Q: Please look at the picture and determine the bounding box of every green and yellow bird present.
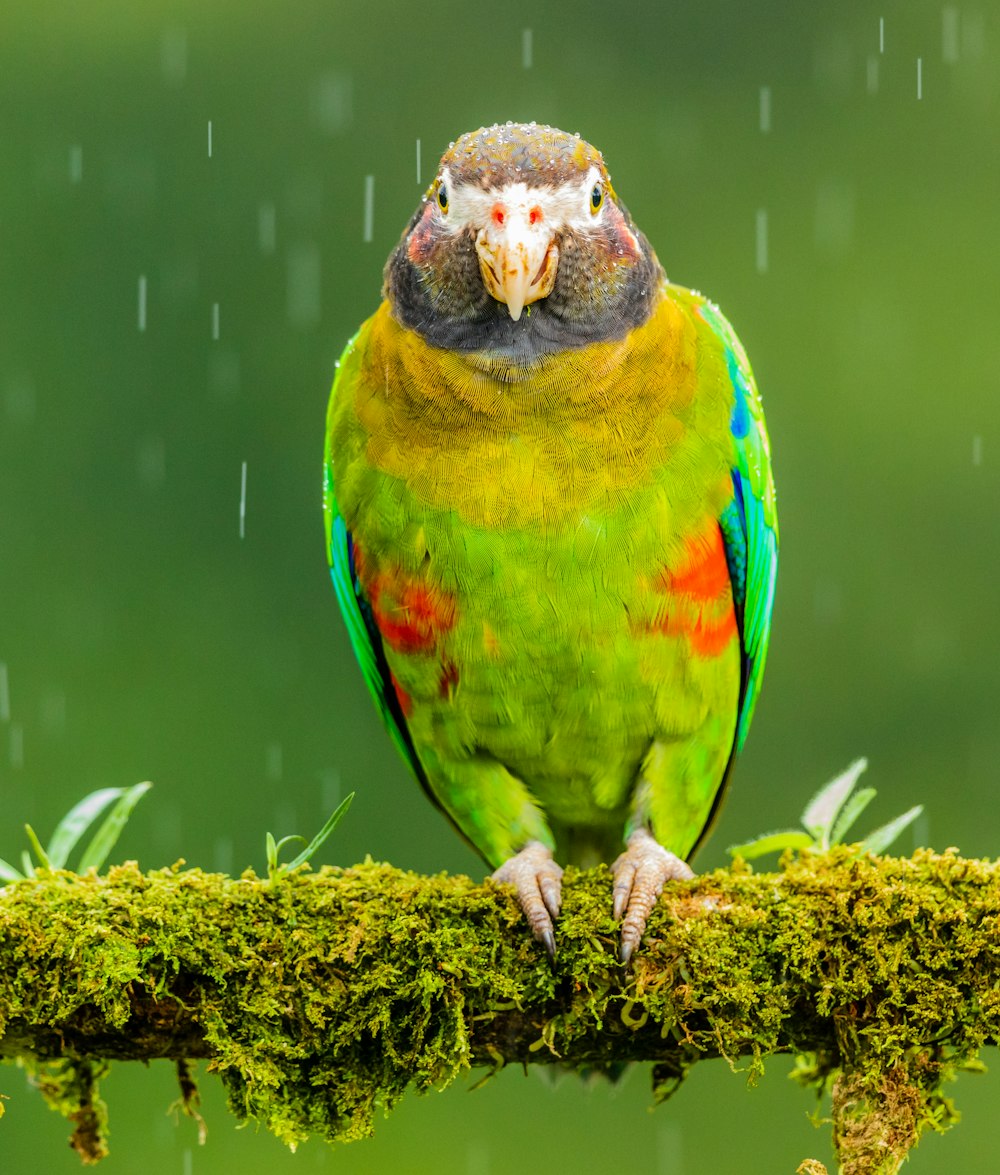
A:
[324,123,777,961]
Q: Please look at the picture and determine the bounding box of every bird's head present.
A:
[384,123,663,356]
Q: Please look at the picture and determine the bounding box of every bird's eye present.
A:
[590,183,604,214]
[437,183,449,213]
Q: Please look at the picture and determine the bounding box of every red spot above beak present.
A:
[529,205,542,226]
[491,204,505,227]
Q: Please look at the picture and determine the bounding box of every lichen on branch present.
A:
[1,848,998,1173]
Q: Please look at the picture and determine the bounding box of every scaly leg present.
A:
[612,828,693,963]
[492,841,564,960]
[408,742,560,956]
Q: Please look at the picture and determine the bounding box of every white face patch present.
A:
[436,165,606,235]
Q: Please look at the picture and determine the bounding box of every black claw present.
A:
[540,927,557,961]
[619,938,634,966]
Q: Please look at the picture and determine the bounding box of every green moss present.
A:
[29,1058,110,1164]
[1,848,999,1170]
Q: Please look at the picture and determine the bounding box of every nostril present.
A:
[491,204,506,227]
[528,205,542,226]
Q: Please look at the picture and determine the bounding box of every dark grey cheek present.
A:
[385,230,492,330]
[385,222,662,356]
[431,240,492,317]
[549,234,603,320]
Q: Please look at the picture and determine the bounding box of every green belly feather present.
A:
[327,283,743,866]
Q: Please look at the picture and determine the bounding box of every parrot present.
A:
[324,122,777,962]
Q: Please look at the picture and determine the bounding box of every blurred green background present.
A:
[2,0,998,1171]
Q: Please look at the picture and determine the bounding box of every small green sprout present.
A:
[265,792,355,885]
[0,782,152,881]
[729,758,923,861]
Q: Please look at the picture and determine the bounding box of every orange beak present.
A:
[475,201,559,321]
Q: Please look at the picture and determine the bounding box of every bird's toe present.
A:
[612,829,694,964]
[492,841,564,959]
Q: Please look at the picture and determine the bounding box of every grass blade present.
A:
[274,835,306,855]
[0,858,24,882]
[76,782,152,872]
[286,792,355,872]
[24,824,51,870]
[46,787,124,869]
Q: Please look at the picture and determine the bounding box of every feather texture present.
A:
[325,279,777,868]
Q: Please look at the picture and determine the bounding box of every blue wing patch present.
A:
[725,347,752,441]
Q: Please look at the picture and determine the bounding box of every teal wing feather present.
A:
[697,300,779,751]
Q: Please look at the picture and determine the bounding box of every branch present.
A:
[2,849,998,1174]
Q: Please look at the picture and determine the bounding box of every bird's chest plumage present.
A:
[330,290,740,823]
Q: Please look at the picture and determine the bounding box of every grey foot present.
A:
[612,829,694,963]
[492,841,564,959]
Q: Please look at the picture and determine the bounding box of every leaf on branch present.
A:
[802,758,869,846]
[729,759,924,863]
[728,830,814,860]
[829,786,877,848]
[861,805,924,856]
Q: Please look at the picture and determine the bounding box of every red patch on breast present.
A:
[648,607,738,659]
[649,522,738,659]
[361,558,457,656]
[659,525,731,601]
[686,610,738,657]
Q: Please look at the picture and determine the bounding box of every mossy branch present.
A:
[1,849,998,1173]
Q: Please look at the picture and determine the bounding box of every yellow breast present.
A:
[349,288,709,531]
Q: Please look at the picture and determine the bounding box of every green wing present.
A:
[697,299,779,751]
[323,332,427,783]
